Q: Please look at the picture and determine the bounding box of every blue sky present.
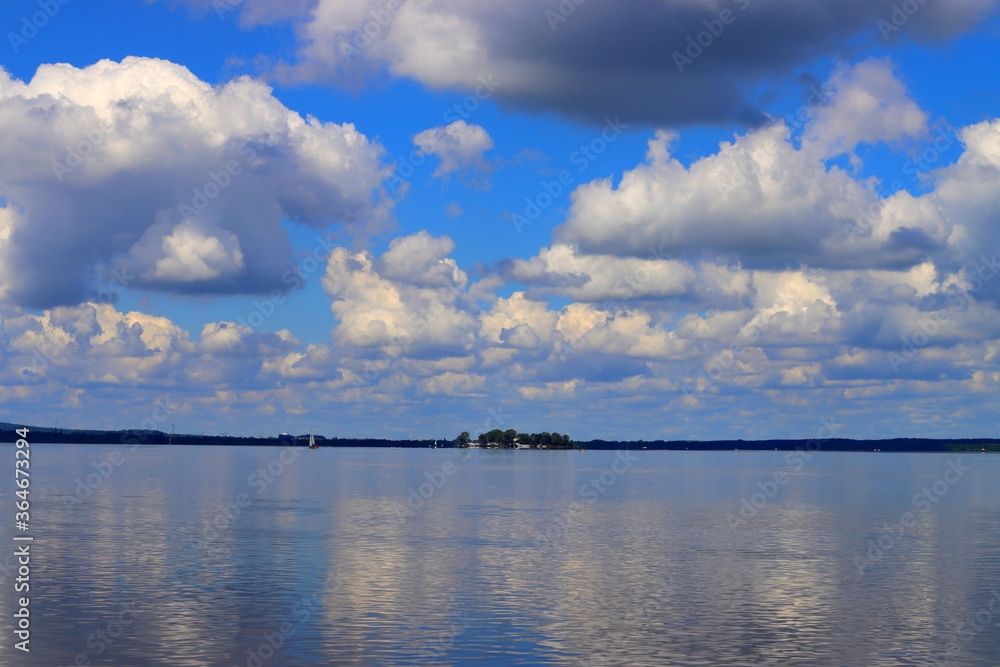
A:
[0,0,998,440]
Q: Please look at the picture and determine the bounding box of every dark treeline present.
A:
[1,424,997,452]
[0,425,439,448]
[578,438,1000,453]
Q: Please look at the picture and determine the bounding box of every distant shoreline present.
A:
[2,424,998,453]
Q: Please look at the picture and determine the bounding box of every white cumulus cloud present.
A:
[0,57,391,307]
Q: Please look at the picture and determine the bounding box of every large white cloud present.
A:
[0,57,391,307]
[554,62,955,271]
[555,125,945,268]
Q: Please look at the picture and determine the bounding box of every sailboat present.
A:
[308,432,318,449]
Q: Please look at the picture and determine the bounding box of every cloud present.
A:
[3,27,999,438]
[3,229,999,439]
[422,371,487,396]
[413,120,493,177]
[322,231,477,351]
[124,218,247,284]
[499,243,696,302]
[377,230,467,287]
[479,292,558,348]
[555,97,950,271]
[929,119,1000,301]
[163,0,313,26]
[803,59,929,159]
[161,0,999,126]
[0,57,391,308]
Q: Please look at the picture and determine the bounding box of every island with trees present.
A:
[454,429,574,449]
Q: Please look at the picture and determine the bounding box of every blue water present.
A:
[2,445,999,665]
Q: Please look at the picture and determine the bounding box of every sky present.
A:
[0,0,998,441]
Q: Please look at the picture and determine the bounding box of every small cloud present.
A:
[414,120,493,178]
[445,201,463,218]
[802,58,930,159]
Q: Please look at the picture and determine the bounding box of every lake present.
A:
[3,444,999,665]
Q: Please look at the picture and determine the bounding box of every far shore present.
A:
[2,424,998,453]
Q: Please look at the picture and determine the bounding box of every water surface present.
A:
[2,445,999,665]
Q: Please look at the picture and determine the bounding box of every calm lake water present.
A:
[2,444,999,665]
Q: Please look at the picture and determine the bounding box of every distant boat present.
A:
[308,433,318,449]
